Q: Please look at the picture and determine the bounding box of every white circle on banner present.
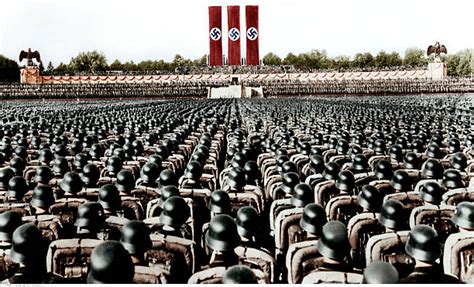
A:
[209,27,222,41]
[228,28,240,42]
[247,27,258,41]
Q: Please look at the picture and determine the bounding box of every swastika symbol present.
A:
[247,27,258,41]
[229,28,240,42]
[210,27,221,41]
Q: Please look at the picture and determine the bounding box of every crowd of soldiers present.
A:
[0,93,472,283]
[261,78,474,96]
[2,77,474,99]
[0,82,222,100]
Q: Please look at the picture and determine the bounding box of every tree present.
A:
[54,62,70,75]
[263,52,282,66]
[193,55,208,66]
[0,54,20,82]
[403,47,427,68]
[446,54,459,76]
[282,53,298,66]
[456,49,474,76]
[45,61,54,74]
[69,51,108,73]
[299,49,331,70]
[109,59,123,71]
[374,51,390,68]
[352,52,375,69]
[331,56,351,71]
[122,61,136,71]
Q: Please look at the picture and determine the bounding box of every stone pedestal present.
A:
[428,62,447,80]
[20,66,42,84]
[208,85,243,99]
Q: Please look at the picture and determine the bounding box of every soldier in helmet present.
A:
[87,241,134,284]
[378,199,409,232]
[120,220,152,266]
[137,162,160,189]
[116,169,156,207]
[98,155,123,184]
[390,169,413,193]
[235,205,270,252]
[6,176,29,203]
[358,159,393,187]
[97,184,123,217]
[272,171,300,200]
[31,166,53,188]
[442,168,465,190]
[419,181,445,206]
[158,196,191,238]
[357,185,383,213]
[74,202,120,241]
[286,203,328,283]
[400,225,458,283]
[158,169,178,188]
[0,211,22,249]
[363,261,399,283]
[451,202,474,232]
[179,161,204,189]
[0,211,22,280]
[0,168,15,193]
[304,155,325,188]
[80,163,100,190]
[305,221,354,275]
[205,214,242,267]
[4,223,62,283]
[58,171,84,198]
[222,265,258,284]
[148,185,180,218]
[29,185,55,215]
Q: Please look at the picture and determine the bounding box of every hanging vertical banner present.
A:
[245,5,259,66]
[227,5,241,66]
[208,6,223,66]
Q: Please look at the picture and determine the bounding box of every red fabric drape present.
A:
[245,5,259,66]
[209,6,223,66]
[227,6,241,66]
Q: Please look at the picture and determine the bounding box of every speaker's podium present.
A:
[207,76,263,99]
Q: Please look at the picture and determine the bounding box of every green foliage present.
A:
[44,61,55,75]
[446,54,460,76]
[282,53,298,66]
[331,56,351,71]
[446,49,474,76]
[263,52,282,66]
[374,51,402,68]
[352,52,375,68]
[193,55,208,66]
[41,47,474,76]
[55,62,70,74]
[0,54,20,82]
[69,51,108,74]
[109,59,123,71]
[456,49,473,76]
[403,47,427,67]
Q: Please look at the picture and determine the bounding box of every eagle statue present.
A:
[427,42,447,58]
[19,48,42,66]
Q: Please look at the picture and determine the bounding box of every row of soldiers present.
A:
[0,94,472,283]
[262,78,474,96]
[2,77,474,100]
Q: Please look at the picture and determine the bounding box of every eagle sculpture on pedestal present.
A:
[427,42,447,58]
[19,48,42,66]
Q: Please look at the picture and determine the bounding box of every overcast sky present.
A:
[0,0,472,66]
